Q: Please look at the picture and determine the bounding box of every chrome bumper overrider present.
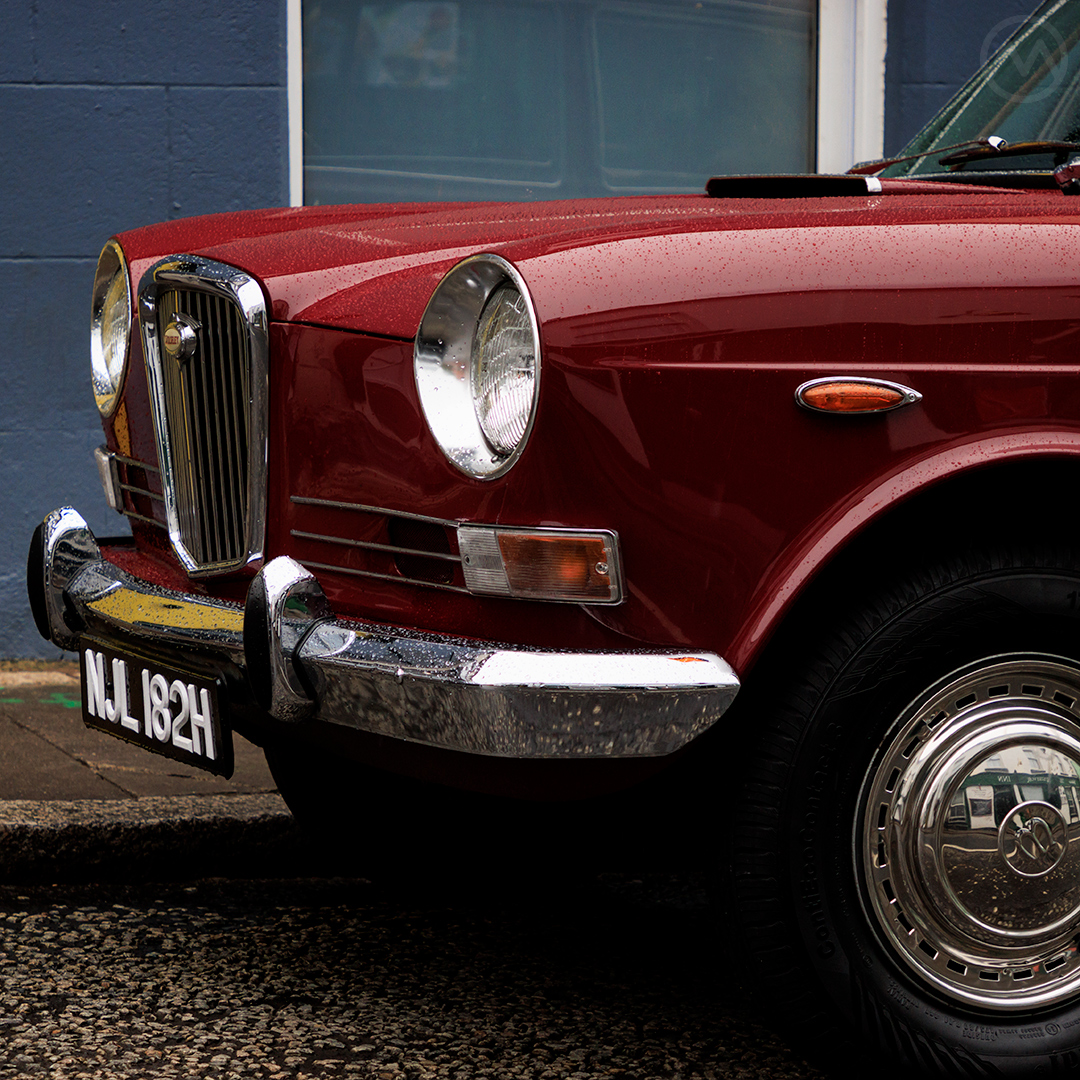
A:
[29,508,740,759]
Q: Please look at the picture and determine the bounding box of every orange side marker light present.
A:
[796,378,922,415]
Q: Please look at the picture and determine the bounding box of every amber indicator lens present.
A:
[497,533,617,603]
[797,379,920,414]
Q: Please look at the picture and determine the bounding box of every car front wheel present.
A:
[730,547,1080,1076]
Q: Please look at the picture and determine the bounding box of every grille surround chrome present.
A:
[139,256,269,576]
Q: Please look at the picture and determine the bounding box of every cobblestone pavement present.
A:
[0,873,840,1080]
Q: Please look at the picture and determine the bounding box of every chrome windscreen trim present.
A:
[32,514,741,760]
[139,255,269,577]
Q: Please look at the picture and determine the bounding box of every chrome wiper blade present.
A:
[937,140,1080,167]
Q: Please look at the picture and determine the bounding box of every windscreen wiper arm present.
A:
[936,140,1080,167]
[848,137,1007,176]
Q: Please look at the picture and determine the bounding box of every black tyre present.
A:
[263,738,413,868]
[731,546,1080,1076]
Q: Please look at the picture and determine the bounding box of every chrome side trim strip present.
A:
[32,512,741,760]
[111,452,160,475]
[299,559,472,595]
[291,496,459,529]
[121,509,164,527]
[290,529,461,563]
[119,482,163,501]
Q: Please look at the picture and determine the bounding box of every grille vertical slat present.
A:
[218,291,249,553]
[192,290,223,563]
[212,294,239,552]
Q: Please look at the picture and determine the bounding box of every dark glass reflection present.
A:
[302,0,816,204]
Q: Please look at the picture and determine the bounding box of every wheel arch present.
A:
[729,437,1080,679]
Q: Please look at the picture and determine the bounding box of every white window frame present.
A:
[288,0,304,206]
[286,0,888,205]
[818,0,889,173]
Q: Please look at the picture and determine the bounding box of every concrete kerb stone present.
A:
[0,792,302,884]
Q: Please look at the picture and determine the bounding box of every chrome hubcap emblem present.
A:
[861,656,1080,1010]
[1000,801,1068,877]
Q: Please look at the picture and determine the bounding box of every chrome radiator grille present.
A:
[157,288,249,566]
[139,257,268,576]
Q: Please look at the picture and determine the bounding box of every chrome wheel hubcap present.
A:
[862,656,1080,1010]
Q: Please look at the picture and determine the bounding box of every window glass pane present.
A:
[303,0,816,204]
[593,1,815,190]
[304,2,565,203]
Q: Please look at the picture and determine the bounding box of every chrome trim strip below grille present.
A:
[119,482,162,501]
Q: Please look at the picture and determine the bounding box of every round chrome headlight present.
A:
[415,254,540,479]
[90,239,132,417]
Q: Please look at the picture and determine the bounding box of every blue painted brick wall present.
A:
[1,0,289,657]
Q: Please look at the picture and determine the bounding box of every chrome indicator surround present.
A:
[795,376,922,414]
[415,253,541,480]
[458,525,623,604]
[139,255,269,577]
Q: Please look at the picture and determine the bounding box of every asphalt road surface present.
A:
[0,872,844,1080]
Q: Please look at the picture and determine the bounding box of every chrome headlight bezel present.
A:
[415,254,541,480]
[90,239,132,418]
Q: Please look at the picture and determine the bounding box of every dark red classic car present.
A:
[26,2,1080,1074]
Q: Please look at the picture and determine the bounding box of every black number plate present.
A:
[79,640,233,778]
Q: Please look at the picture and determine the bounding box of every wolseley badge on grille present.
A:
[162,313,199,362]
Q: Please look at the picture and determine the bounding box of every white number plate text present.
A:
[80,641,232,777]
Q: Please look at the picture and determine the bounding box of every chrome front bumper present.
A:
[28,508,740,759]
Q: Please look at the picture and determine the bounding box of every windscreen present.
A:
[884,0,1080,178]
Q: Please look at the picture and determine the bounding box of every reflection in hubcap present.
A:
[1000,802,1068,877]
[861,656,1080,1010]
